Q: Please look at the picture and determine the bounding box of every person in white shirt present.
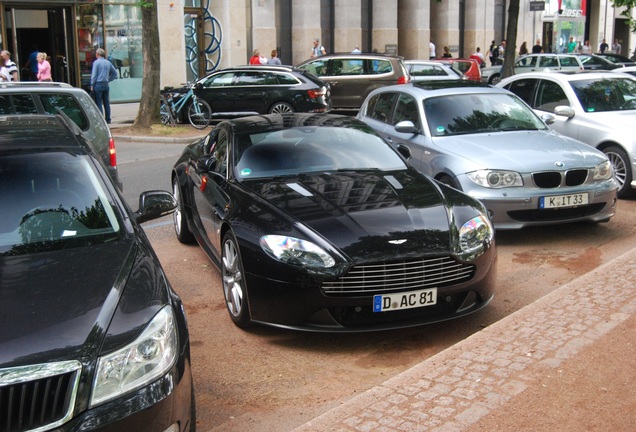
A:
[429,40,436,59]
[0,50,18,81]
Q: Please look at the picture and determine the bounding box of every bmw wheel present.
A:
[604,145,634,198]
[269,102,295,115]
[173,177,196,244]
[222,232,251,328]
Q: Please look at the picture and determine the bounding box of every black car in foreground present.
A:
[163,65,330,121]
[171,113,497,332]
[0,115,195,431]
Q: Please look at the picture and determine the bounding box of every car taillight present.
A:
[109,137,117,168]
[397,75,410,84]
[307,89,326,99]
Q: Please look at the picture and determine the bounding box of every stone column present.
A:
[397,0,429,60]
[373,0,398,55]
[431,0,459,58]
[334,0,362,53]
[464,0,495,60]
[251,0,277,63]
[291,0,323,65]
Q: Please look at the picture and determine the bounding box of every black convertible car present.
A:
[171,113,497,332]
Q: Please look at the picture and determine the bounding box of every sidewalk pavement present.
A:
[111,102,636,432]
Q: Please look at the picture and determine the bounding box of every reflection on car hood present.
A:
[434,130,606,172]
[0,240,135,366]
[244,169,453,258]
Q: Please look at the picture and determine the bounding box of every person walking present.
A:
[612,39,622,55]
[310,38,326,58]
[36,52,52,82]
[599,38,609,54]
[581,40,592,54]
[519,41,529,56]
[1,50,18,81]
[532,39,543,53]
[567,36,577,53]
[267,49,282,65]
[0,58,12,82]
[23,44,39,81]
[90,48,118,124]
[249,49,267,65]
[441,46,452,58]
[429,40,436,59]
[488,40,497,65]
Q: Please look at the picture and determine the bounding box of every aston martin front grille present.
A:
[0,361,81,432]
[322,256,475,296]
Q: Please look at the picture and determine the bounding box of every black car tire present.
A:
[187,99,212,129]
[604,145,634,198]
[489,74,501,85]
[222,231,251,328]
[173,178,196,244]
[269,101,295,115]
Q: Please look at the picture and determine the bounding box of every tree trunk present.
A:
[502,0,520,80]
[133,1,161,129]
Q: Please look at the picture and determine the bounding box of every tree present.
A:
[501,0,520,80]
[133,0,161,130]
[612,0,636,32]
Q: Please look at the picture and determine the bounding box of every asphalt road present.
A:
[117,140,636,432]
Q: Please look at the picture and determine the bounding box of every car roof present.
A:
[368,81,503,98]
[214,65,301,73]
[0,114,85,150]
[220,113,363,132]
[0,82,79,92]
[498,70,633,83]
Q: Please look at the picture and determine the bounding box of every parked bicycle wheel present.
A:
[187,98,212,129]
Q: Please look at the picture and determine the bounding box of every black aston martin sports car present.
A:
[171,113,497,332]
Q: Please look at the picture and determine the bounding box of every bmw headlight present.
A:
[593,160,613,180]
[467,170,523,188]
[458,215,494,260]
[91,306,177,407]
[260,235,335,269]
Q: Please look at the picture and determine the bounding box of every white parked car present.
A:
[498,71,636,197]
[405,60,465,82]
[481,53,584,84]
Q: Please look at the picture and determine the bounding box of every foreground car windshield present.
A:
[0,151,122,255]
[235,125,407,179]
[424,93,547,136]
[570,78,636,112]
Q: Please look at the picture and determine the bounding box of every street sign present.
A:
[530,1,545,12]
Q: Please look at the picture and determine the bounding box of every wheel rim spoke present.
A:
[223,240,243,317]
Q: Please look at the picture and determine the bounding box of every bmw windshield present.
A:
[570,77,636,112]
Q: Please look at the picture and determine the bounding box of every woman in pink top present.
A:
[36,52,52,82]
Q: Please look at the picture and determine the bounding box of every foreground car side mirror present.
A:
[394,120,419,134]
[396,143,412,160]
[541,113,556,125]
[135,190,177,224]
[553,105,575,118]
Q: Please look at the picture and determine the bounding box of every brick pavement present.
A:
[295,248,636,432]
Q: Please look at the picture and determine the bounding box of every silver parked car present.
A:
[357,81,618,229]
[405,60,465,82]
[498,71,636,198]
[481,53,583,85]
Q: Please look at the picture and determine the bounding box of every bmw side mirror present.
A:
[135,190,177,224]
[553,105,575,118]
[394,120,419,134]
[541,113,556,125]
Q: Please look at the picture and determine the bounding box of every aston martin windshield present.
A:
[424,93,547,136]
[234,126,407,179]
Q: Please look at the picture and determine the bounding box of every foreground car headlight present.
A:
[466,170,523,188]
[458,215,494,260]
[260,235,335,269]
[91,306,177,407]
[593,160,613,180]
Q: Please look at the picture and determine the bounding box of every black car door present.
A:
[190,128,231,259]
[197,71,236,114]
[232,71,273,114]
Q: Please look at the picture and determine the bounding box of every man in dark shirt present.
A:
[532,39,543,53]
[599,38,609,54]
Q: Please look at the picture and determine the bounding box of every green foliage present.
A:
[612,0,636,31]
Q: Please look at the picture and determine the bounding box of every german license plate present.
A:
[373,288,437,312]
[539,193,588,209]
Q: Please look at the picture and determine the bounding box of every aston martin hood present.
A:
[245,169,454,258]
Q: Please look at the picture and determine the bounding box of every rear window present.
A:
[370,59,393,74]
[0,94,39,115]
[39,94,89,130]
[560,57,579,67]
[275,73,300,85]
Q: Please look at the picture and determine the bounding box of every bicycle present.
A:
[160,82,212,129]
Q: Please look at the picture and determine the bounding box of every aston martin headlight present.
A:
[458,215,494,260]
[260,235,335,269]
[91,306,177,407]
[593,160,613,180]
[466,170,523,188]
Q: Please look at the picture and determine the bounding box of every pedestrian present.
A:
[0,58,12,82]
[612,38,622,55]
[351,45,361,54]
[469,47,485,68]
[581,40,591,54]
[23,44,39,81]
[36,52,52,82]
[488,40,497,65]
[0,50,18,81]
[519,41,529,56]
[429,40,436,59]
[90,48,118,124]
[532,39,543,53]
[267,49,282,65]
[310,38,326,58]
[567,36,577,53]
[442,46,452,58]
[498,40,506,65]
[599,38,609,54]
[249,49,267,65]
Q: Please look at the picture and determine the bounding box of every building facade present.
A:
[0,0,633,103]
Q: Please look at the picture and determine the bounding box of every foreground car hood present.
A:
[434,131,606,172]
[243,169,453,259]
[0,240,135,367]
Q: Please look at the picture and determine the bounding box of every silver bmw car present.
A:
[357,81,618,229]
